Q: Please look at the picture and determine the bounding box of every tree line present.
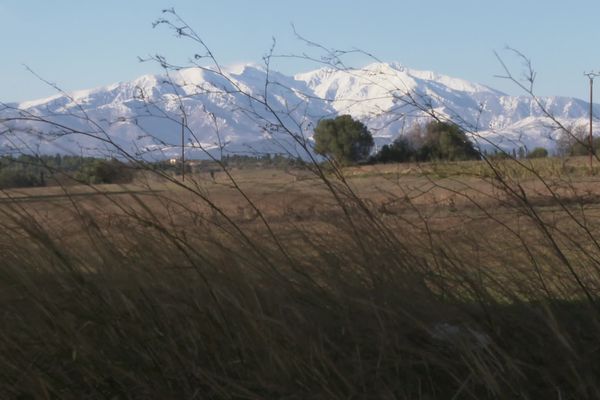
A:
[313,115,481,164]
[2,117,595,190]
[0,154,133,189]
[313,115,600,165]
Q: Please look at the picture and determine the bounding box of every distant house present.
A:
[168,158,179,165]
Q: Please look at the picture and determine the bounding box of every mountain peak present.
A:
[224,62,266,75]
[4,62,597,158]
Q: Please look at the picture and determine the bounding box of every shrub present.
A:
[371,120,480,164]
[0,169,41,189]
[76,159,133,184]
[557,125,600,157]
[527,147,549,159]
[370,137,414,163]
[416,121,480,161]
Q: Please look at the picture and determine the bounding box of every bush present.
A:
[76,159,134,184]
[527,147,549,159]
[370,137,414,163]
[0,156,44,189]
[0,155,135,188]
[371,120,480,164]
[0,169,42,189]
[568,137,600,157]
[557,126,600,157]
[416,121,480,161]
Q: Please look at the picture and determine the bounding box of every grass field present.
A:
[3,157,600,399]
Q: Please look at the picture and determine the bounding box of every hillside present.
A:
[1,62,597,158]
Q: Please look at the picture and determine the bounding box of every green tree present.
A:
[313,115,374,164]
[526,147,549,159]
[371,137,414,163]
[413,121,480,162]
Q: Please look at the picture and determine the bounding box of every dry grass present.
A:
[2,158,600,399]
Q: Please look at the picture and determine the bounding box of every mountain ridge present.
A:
[1,62,598,158]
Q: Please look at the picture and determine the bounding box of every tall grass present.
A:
[2,156,600,399]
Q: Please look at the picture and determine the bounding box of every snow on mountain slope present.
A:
[295,62,598,148]
[1,62,597,158]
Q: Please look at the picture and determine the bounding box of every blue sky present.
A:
[2,0,600,102]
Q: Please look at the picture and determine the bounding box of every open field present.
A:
[3,158,600,399]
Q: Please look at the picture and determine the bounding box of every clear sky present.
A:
[2,0,600,103]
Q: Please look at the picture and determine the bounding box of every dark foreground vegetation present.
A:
[2,155,600,399]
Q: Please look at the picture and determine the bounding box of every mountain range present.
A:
[1,62,597,159]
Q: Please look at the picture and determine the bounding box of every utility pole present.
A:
[181,116,185,182]
[584,71,599,173]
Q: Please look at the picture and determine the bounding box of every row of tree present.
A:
[2,117,594,189]
[0,155,133,189]
[313,115,481,164]
[313,115,600,165]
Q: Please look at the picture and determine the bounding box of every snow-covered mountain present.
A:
[1,62,597,158]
